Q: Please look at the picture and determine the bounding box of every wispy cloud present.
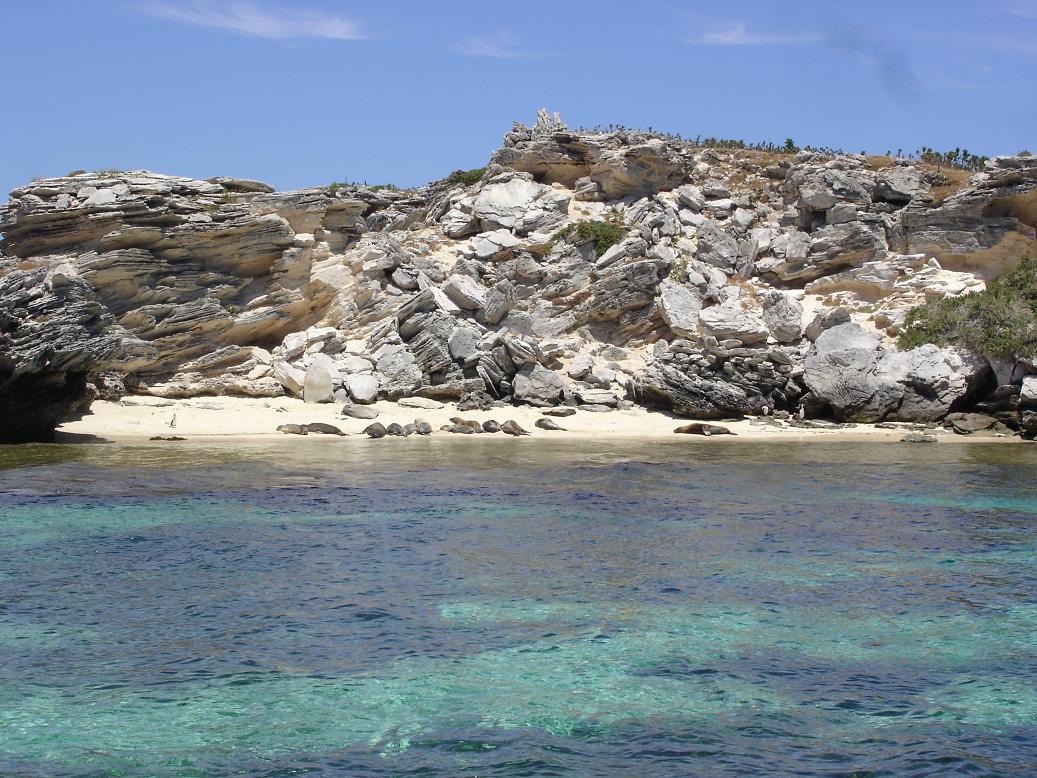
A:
[691,22,820,46]
[824,22,921,104]
[455,32,535,59]
[142,1,363,41]
[1007,0,1037,18]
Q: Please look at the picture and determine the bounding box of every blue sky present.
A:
[2,1,1035,198]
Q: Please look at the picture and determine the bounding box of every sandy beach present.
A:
[56,396,1022,444]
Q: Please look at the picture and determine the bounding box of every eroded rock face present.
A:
[0,260,121,441]
[3,115,1036,436]
[900,156,1037,275]
[804,324,989,422]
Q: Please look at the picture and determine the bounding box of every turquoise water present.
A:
[0,439,1035,776]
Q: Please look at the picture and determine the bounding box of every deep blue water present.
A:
[0,439,1035,776]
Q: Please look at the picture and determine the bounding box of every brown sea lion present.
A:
[303,423,345,436]
[501,420,530,437]
[482,420,501,433]
[276,424,308,435]
[673,423,735,436]
[445,423,475,434]
[449,417,485,433]
[536,418,566,431]
[363,422,387,438]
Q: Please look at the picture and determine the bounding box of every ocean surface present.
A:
[0,438,1035,777]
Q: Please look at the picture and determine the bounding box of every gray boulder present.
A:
[512,363,565,406]
[804,323,989,422]
[657,280,702,339]
[698,303,769,346]
[761,291,804,343]
[303,364,335,404]
[345,373,379,404]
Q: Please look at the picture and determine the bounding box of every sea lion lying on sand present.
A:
[449,417,485,433]
[501,420,530,436]
[363,422,387,438]
[303,423,345,436]
[414,420,433,435]
[386,423,405,436]
[535,418,566,431]
[482,420,501,433]
[673,423,735,436]
[444,423,475,434]
[276,424,308,435]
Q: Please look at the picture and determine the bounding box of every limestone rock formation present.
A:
[0,260,121,441]
[2,112,1036,438]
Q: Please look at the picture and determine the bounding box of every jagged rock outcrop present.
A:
[0,260,121,441]
[803,324,990,422]
[2,114,1036,438]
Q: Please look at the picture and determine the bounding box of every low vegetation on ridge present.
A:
[899,257,1037,359]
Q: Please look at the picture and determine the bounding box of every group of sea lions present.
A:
[358,420,433,438]
[277,419,736,438]
[275,417,538,438]
[275,422,346,436]
[438,417,530,436]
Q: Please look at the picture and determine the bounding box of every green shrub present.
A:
[446,167,487,187]
[66,169,87,176]
[553,218,628,255]
[898,257,1037,359]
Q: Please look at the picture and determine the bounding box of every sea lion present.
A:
[363,422,387,438]
[303,423,345,436]
[536,418,566,431]
[401,423,416,437]
[449,417,484,433]
[414,420,433,435]
[386,423,405,436]
[445,423,475,434]
[501,420,530,437]
[673,423,735,436]
[276,424,308,435]
[482,420,501,433]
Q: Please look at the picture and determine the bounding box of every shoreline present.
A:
[54,396,1025,444]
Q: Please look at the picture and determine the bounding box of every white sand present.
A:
[55,396,1018,444]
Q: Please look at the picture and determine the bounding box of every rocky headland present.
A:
[2,111,1036,442]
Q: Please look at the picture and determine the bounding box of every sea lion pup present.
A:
[482,420,501,433]
[535,417,566,431]
[449,417,484,433]
[414,419,433,436]
[385,422,405,437]
[673,422,735,436]
[362,422,387,438]
[401,422,417,437]
[501,420,530,437]
[303,423,345,436]
[276,423,308,435]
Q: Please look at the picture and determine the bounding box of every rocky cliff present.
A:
[2,111,1035,441]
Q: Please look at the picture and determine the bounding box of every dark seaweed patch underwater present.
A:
[0,438,1035,776]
